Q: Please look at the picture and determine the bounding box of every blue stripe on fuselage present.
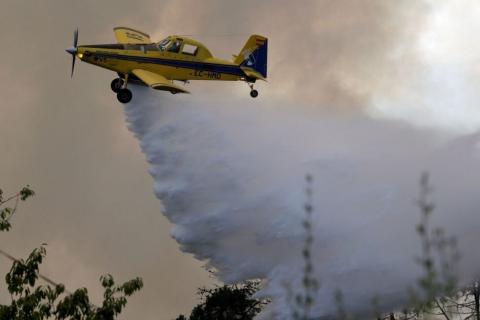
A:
[94,52,244,76]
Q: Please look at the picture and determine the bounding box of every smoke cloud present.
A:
[152,0,429,110]
[3,1,480,318]
[122,87,480,318]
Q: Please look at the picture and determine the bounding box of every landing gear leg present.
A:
[248,83,258,98]
[116,74,133,104]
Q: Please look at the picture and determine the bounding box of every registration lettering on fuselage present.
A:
[193,70,221,79]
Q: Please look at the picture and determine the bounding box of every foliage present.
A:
[175,280,268,320]
[394,173,463,320]
[287,173,472,320]
[291,174,319,320]
[0,186,143,320]
[0,185,35,231]
[410,173,459,308]
[363,173,467,320]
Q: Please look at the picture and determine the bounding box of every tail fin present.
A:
[234,35,268,79]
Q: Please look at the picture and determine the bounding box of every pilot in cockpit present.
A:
[168,40,182,53]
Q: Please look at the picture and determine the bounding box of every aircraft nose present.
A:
[65,47,77,55]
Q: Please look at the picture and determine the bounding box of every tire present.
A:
[250,89,258,98]
[111,78,124,93]
[117,88,133,103]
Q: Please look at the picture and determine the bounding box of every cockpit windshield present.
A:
[157,37,171,51]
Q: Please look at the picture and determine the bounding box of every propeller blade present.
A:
[68,28,78,78]
[73,28,78,48]
[71,55,76,78]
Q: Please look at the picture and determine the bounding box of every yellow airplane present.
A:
[66,27,268,103]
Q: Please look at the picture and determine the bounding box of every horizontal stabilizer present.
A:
[240,66,267,81]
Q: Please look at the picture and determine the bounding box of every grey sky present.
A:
[0,1,444,318]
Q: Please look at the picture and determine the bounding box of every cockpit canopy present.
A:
[157,37,171,51]
[157,36,212,58]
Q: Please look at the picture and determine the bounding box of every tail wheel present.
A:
[117,88,133,103]
[247,82,258,98]
[111,78,124,93]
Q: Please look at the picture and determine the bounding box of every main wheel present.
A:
[250,89,258,98]
[117,88,133,103]
[111,78,124,93]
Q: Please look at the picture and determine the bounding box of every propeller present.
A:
[65,28,78,78]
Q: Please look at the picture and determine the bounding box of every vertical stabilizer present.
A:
[234,35,268,78]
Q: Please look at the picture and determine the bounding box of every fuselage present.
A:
[66,31,266,102]
[76,41,246,82]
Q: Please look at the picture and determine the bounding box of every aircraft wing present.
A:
[132,69,190,94]
[114,27,151,44]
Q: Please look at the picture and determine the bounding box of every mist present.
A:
[2,0,480,318]
[121,87,480,318]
